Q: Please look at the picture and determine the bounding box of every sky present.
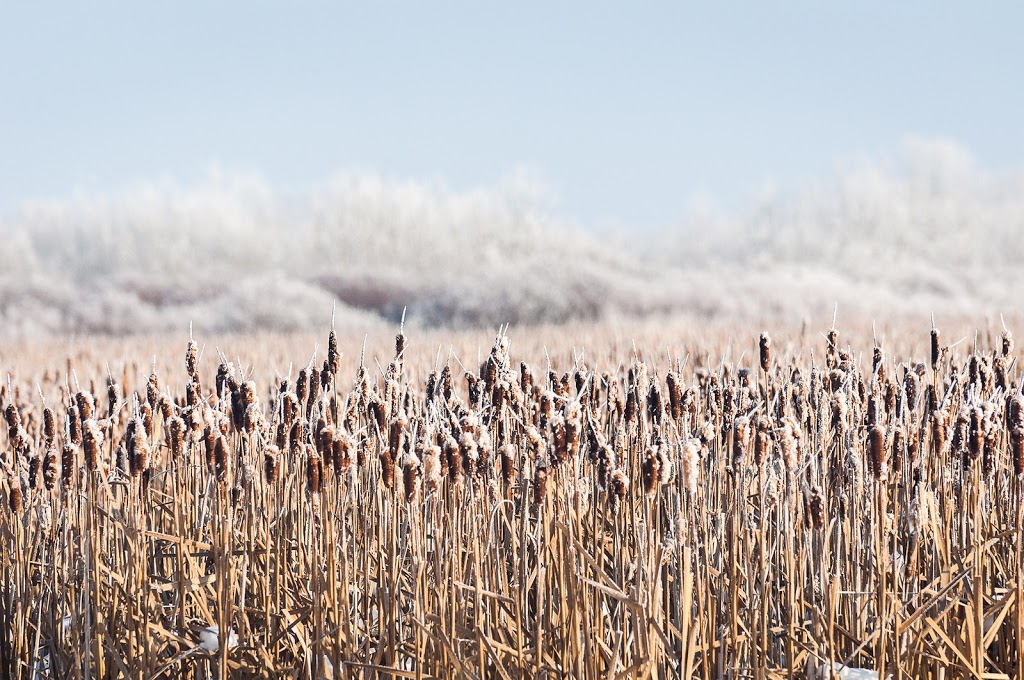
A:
[2,2,1023,229]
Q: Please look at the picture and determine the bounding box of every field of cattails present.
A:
[2,318,1024,679]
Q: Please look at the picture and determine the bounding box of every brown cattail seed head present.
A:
[43,448,59,491]
[533,464,548,505]
[808,487,825,529]
[1011,427,1024,477]
[867,424,887,481]
[43,407,56,444]
[306,447,322,495]
[186,339,198,376]
[83,418,103,472]
[208,435,226,482]
[61,444,75,486]
[930,328,940,370]
[129,418,149,476]
[423,445,442,493]
[499,443,516,486]
[759,332,772,372]
[642,446,660,497]
[609,468,628,508]
[402,453,421,503]
[327,330,340,375]
[75,391,94,421]
[9,482,22,514]
[68,405,82,446]
[28,455,40,490]
[264,445,280,484]
[168,416,185,458]
[147,373,160,409]
[753,417,771,466]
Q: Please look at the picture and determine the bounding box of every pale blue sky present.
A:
[2,2,1022,228]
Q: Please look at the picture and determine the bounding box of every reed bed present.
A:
[1,319,1023,679]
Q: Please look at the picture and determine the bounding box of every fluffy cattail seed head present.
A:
[186,339,198,376]
[533,464,548,505]
[75,391,94,421]
[43,448,59,491]
[306,447,322,495]
[83,418,103,472]
[264,445,280,484]
[681,440,700,495]
[424,445,442,493]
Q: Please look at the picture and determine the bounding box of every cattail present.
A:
[140,402,153,438]
[642,446,660,496]
[327,330,341,375]
[147,373,160,409]
[3,403,19,431]
[108,379,120,417]
[968,407,983,462]
[609,468,628,508]
[759,332,771,373]
[684,440,700,493]
[186,339,198,376]
[61,444,75,486]
[867,424,887,481]
[395,330,407,360]
[28,455,40,490]
[499,443,516,485]
[780,418,800,472]
[306,447,322,495]
[83,418,103,472]
[423,445,442,493]
[168,416,185,458]
[43,407,56,445]
[930,328,940,370]
[332,433,351,476]
[1011,427,1024,477]
[753,417,771,466]
[459,430,478,477]
[444,436,461,486]
[43,448,58,491]
[402,453,421,503]
[9,481,22,514]
[596,444,617,489]
[890,428,905,476]
[808,487,825,529]
[533,464,548,505]
[75,391,94,421]
[127,417,148,476]
[826,328,839,368]
[732,416,750,465]
[648,381,663,422]
[306,368,320,417]
[68,405,82,446]
[295,369,308,411]
[159,395,173,423]
[1002,330,1015,357]
[264,445,280,484]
